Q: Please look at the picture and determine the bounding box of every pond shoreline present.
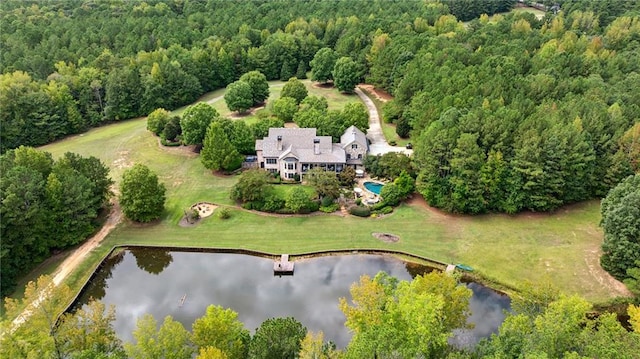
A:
[67,247,514,348]
[63,244,515,321]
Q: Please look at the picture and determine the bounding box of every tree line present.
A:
[0,0,425,152]
[0,0,517,153]
[0,147,112,297]
[366,6,640,213]
[2,272,639,358]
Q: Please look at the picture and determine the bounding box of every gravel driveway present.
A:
[354,87,413,156]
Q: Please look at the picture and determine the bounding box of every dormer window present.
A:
[351,143,358,149]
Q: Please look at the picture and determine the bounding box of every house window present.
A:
[287,173,295,179]
[302,164,309,172]
[357,154,362,159]
[287,163,296,170]
[346,154,351,160]
[351,143,358,149]
[266,158,277,164]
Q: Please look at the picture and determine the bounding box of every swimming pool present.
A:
[363,181,384,195]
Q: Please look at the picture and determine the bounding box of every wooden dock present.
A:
[445,264,456,275]
[274,254,294,275]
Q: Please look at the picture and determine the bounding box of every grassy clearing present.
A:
[174,80,358,127]
[270,183,317,199]
[29,81,618,311]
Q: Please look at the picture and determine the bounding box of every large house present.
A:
[255,126,368,180]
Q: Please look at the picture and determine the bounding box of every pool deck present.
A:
[356,177,385,201]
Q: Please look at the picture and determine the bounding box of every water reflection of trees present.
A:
[404,261,436,278]
[130,247,173,275]
[83,249,125,301]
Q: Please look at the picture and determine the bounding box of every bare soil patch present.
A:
[358,84,393,102]
[312,82,335,89]
[53,197,122,286]
[193,202,217,218]
[157,139,198,157]
[179,202,218,227]
[112,151,132,169]
[584,245,632,297]
[228,105,264,119]
[373,232,400,243]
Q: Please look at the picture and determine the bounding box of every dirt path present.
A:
[584,246,633,297]
[52,199,123,286]
[11,198,123,329]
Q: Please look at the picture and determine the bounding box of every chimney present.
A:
[277,135,282,151]
[313,138,320,155]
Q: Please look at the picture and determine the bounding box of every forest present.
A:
[1,0,638,215]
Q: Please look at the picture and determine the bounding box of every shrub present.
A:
[373,206,393,215]
[262,195,285,212]
[217,207,231,219]
[389,140,397,146]
[380,183,402,206]
[396,116,412,138]
[321,196,335,207]
[275,207,295,214]
[338,167,356,186]
[320,203,340,213]
[370,201,388,211]
[185,208,200,223]
[242,202,255,210]
[355,198,362,206]
[349,205,371,217]
[160,138,182,147]
[382,100,402,124]
[306,200,320,212]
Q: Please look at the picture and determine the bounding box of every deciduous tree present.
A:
[147,108,171,136]
[119,164,166,222]
[280,77,308,104]
[125,315,194,359]
[239,71,269,106]
[332,57,359,93]
[341,102,369,132]
[248,317,307,359]
[180,103,220,146]
[286,187,312,213]
[310,47,338,83]
[230,169,271,203]
[56,300,126,358]
[272,96,298,122]
[340,271,471,359]
[192,305,249,359]
[224,80,254,114]
[305,167,340,199]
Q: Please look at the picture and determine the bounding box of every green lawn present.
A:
[30,82,620,313]
[171,79,358,126]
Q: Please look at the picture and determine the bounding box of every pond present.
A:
[363,181,384,195]
[72,248,510,349]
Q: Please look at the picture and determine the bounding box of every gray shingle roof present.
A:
[340,125,368,149]
[256,128,345,163]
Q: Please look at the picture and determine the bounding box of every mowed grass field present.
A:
[36,82,620,304]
